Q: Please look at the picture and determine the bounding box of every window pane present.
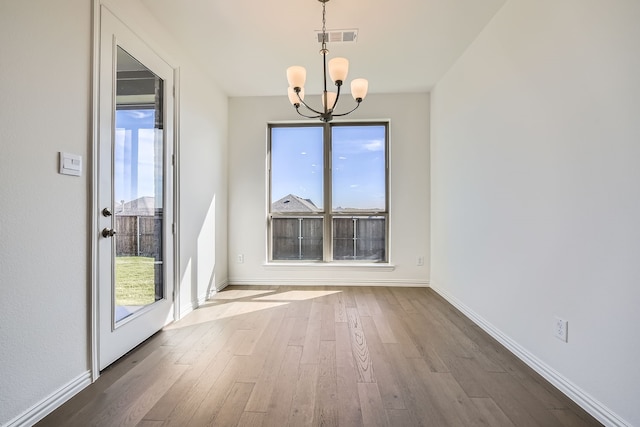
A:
[272,217,323,260]
[333,216,386,261]
[332,125,386,212]
[271,126,323,213]
[332,217,355,260]
[300,218,323,260]
[114,105,164,322]
[356,217,386,260]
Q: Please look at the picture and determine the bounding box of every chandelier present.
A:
[286,0,368,122]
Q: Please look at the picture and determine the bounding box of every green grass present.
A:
[115,256,156,306]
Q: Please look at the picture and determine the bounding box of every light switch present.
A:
[59,152,82,176]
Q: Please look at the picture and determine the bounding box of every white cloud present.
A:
[123,110,153,120]
[363,139,384,151]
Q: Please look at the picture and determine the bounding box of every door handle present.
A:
[102,228,117,238]
[102,207,112,217]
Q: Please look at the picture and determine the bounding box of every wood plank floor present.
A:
[38,286,602,427]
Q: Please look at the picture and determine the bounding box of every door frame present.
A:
[90,0,181,380]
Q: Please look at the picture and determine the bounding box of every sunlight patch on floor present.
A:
[165,301,289,329]
[254,290,342,301]
[209,289,277,300]
[165,289,343,330]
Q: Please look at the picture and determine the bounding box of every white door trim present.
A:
[90,0,181,380]
[90,0,101,382]
[172,66,182,322]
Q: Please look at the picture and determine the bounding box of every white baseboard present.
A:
[4,370,92,427]
[209,279,229,297]
[179,299,198,318]
[430,283,630,427]
[179,280,230,317]
[227,277,429,287]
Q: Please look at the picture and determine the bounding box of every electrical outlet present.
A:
[237,254,244,264]
[554,317,568,342]
[417,256,424,266]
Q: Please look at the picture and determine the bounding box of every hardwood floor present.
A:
[38,286,602,426]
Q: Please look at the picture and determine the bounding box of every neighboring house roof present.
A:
[272,194,321,213]
[116,196,158,216]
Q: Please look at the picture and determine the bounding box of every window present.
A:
[268,122,389,262]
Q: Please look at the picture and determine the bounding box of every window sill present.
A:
[263,262,395,272]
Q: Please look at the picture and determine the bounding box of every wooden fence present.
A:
[271,216,386,261]
[333,217,386,261]
[272,217,323,260]
[115,214,163,257]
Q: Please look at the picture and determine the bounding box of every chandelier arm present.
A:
[331,100,362,117]
[296,93,324,116]
[331,82,342,111]
[294,104,321,119]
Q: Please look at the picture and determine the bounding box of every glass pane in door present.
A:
[114,46,164,324]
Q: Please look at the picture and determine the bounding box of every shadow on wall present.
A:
[180,195,218,317]
[198,195,217,303]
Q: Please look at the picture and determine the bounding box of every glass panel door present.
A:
[114,47,164,324]
[98,6,175,370]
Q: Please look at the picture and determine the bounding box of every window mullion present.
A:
[353,217,358,260]
[298,217,303,260]
[324,122,332,262]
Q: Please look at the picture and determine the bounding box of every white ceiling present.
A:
[141,0,507,97]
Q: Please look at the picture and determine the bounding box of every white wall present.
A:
[431,1,640,425]
[175,65,229,310]
[0,1,92,424]
[0,0,228,424]
[228,93,430,286]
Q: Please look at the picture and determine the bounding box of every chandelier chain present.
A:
[321,1,328,53]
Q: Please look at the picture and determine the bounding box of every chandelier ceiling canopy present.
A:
[286,0,368,122]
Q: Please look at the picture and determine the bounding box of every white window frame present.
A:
[267,121,390,263]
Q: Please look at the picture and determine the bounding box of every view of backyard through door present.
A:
[114,104,164,323]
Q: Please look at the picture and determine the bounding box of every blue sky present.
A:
[271,125,386,210]
[114,109,161,204]
[271,126,324,207]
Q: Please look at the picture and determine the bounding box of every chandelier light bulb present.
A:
[328,57,349,85]
[286,66,306,90]
[288,87,304,105]
[351,78,369,101]
[322,91,338,110]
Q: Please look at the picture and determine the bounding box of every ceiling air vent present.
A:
[316,29,358,44]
